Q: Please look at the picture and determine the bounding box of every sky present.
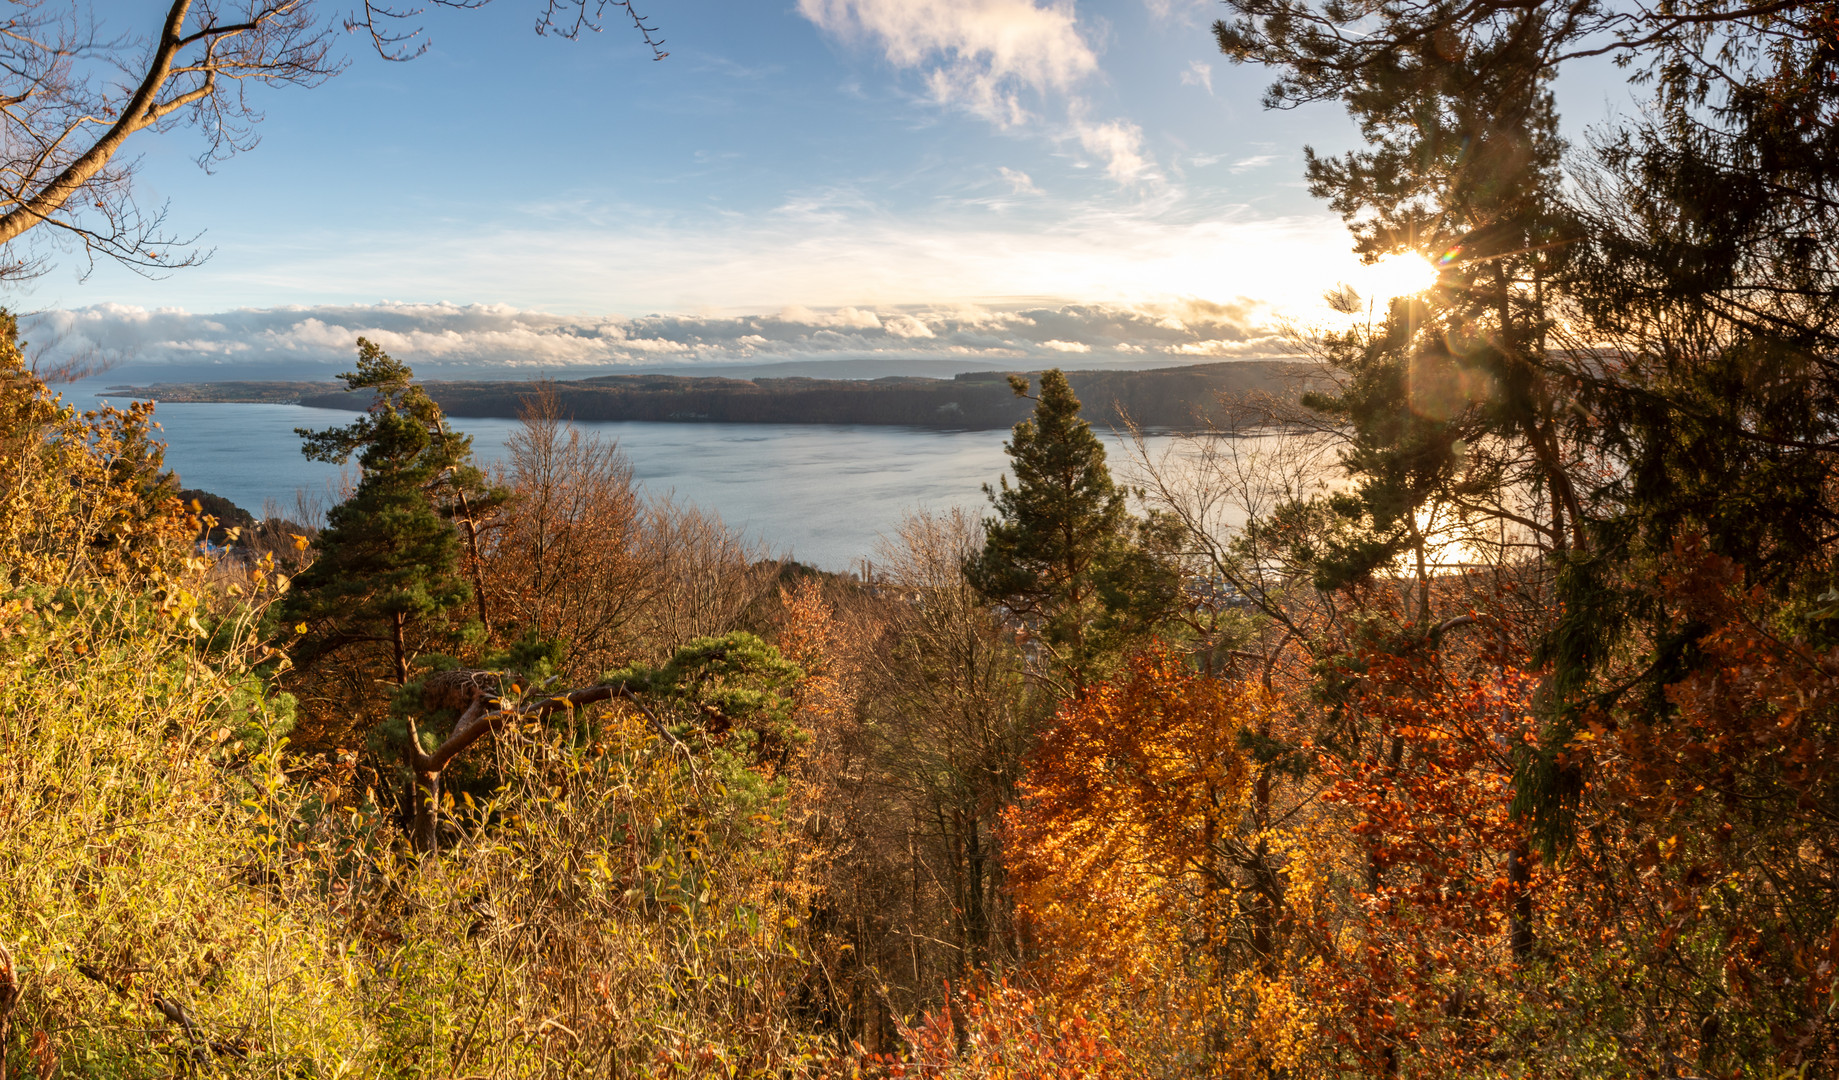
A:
[16,0,1639,377]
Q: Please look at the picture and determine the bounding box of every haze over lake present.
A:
[140,400,1179,570]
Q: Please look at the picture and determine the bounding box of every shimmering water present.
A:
[135,401,1174,570]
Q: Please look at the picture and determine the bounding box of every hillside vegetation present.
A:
[9,308,1839,1077]
[104,362,1316,431]
[12,0,1839,1068]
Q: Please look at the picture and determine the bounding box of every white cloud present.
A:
[26,298,1295,373]
[1181,60,1213,94]
[999,166,1041,195]
[60,195,1369,330]
[798,0,1156,185]
[1229,153,1278,174]
[777,304,884,329]
[1074,117,1150,183]
[799,0,1096,126]
[881,314,937,338]
[1171,338,1260,356]
[1141,0,1215,22]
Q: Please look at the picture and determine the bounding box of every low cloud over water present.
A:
[24,297,1288,375]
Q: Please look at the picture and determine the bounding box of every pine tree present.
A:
[284,339,494,685]
[1215,0,1839,861]
[965,370,1178,691]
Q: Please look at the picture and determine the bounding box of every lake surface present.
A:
[135,401,1179,570]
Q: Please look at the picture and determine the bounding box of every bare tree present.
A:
[0,0,664,283]
[485,383,651,679]
[351,0,667,61]
[0,1,339,280]
[864,509,1038,973]
[629,496,776,657]
[805,508,1042,1042]
[1120,412,1342,664]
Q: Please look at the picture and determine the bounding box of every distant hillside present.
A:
[105,380,335,404]
[104,361,1320,430]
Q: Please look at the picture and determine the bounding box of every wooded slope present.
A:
[107,360,1315,430]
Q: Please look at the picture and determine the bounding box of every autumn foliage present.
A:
[1301,653,1545,1076]
[865,980,1140,1080]
[1008,652,1254,990]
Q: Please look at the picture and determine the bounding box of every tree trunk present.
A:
[965,816,988,970]
[409,751,441,855]
[392,611,410,685]
[0,938,17,1080]
[0,0,192,248]
[1368,734,1406,891]
[1507,839,1534,960]
[1250,765,1278,972]
[1406,515,1432,633]
[453,485,491,638]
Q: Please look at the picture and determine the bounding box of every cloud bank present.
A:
[27,298,1292,373]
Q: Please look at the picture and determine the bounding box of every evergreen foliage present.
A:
[1211,0,1839,847]
[283,338,498,683]
[1292,301,1498,608]
[965,369,1179,689]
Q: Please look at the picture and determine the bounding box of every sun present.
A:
[1361,252,1440,303]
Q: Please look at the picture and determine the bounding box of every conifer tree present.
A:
[966,369,1178,691]
[1214,0,1839,861]
[284,339,496,685]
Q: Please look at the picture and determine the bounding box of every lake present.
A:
[131,400,1182,570]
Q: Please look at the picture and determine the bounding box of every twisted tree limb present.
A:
[403,676,697,853]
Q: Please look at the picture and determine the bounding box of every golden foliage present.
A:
[0,319,190,585]
[1004,651,1283,1069]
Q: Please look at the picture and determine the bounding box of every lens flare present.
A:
[1365,252,1439,301]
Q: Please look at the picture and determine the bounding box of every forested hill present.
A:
[105,360,1316,430]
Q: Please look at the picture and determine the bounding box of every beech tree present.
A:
[484,384,651,680]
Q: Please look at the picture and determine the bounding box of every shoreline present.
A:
[100,360,1320,432]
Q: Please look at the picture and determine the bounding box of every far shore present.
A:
[101,360,1320,432]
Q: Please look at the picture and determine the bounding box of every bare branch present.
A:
[0,0,663,280]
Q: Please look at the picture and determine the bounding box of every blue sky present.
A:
[19,0,1639,375]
